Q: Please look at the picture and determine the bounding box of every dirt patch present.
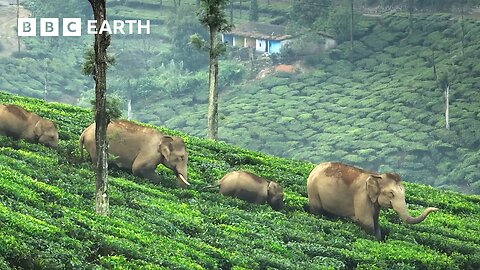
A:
[0,3,30,57]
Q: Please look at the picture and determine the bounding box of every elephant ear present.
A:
[267,181,275,195]
[158,137,173,161]
[366,175,381,203]
[386,172,401,183]
[267,181,282,196]
[33,121,43,141]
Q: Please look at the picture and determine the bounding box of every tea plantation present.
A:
[1,92,479,269]
[136,12,480,194]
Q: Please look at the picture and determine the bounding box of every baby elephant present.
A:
[218,171,284,210]
[0,104,58,148]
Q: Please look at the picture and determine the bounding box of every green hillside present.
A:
[0,0,286,104]
[1,92,479,269]
[2,1,478,194]
[137,12,480,194]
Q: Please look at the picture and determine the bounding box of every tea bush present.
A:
[0,92,479,269]
[138,12,480,195]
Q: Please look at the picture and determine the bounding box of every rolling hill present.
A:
[0,92,479,269]
[0,1,478,194]
[135,12,480,194]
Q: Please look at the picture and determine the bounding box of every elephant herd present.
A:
[0,104,438,241]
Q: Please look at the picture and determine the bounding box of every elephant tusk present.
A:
[179,174,190,186]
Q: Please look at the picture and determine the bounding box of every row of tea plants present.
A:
[0,92,479,269]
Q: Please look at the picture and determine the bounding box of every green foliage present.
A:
[218,60,247,87]
[136,12,480,195]
[89,95,123,121]
[278,32,328,65]
[0,92,479,269]
[167,7,209,71]
[82,46,116,77]
[290,0,331,28]
[326,3,362,43]
[26,0,91,19]
[197,0,233,33]
[249,0,259,22]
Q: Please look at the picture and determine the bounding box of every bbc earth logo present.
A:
[17,18,151,36]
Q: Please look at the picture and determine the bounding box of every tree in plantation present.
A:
[407,0,415,34]
[460,0,466,57]
[437,72,451,130]
[249,0,258,22]
[291,0,331,28]
[30,0,90,19]
[239,0,243,17]
[16,0,20,53]
[190,0,232,140]
[230,0,234,24]
[349,0,353,50]
[326,5,347,42]
[110,45,144,120]
[173,0,181,10]
[167,7,209,72]
[87,0,110,215]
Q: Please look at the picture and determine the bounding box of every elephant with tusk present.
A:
[0,104,59,148]
[307,162,438,240]
[79,119,190,188]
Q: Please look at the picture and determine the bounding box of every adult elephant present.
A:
[79,120,190,187]
[307,162,438,240]
[0,104,58,148]
[218,171,284,210]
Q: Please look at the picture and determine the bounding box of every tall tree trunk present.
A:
[44,73,47,101]
[408,0,414,34]
[127,98,132,120]
[172,0,181,9]
[126,79,132,120]
[445,84,450,130]
[230,0,234,25]
[88,0,110,216]
[249,0,258,22]
[350,0,354,51]
[431,50,437,80]
[17,0,20,52]
[239,0,242,17]
[207,27,219,140]
[43,58,48,101]
[461,0,465,57]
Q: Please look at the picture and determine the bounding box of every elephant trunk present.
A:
[392,200,438,224]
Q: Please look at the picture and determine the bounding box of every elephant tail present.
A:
[198,181,221,192]
[198,174,230,192]
[79,129,86,160]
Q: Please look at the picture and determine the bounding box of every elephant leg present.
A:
[355,215,376,237]
[133,165,161,183]
[354,196,380,240]
[308,193,324,215]
[84,142,97,163]
[89,151,97,164]
[132,156,161,183]
[373,209,383,241]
